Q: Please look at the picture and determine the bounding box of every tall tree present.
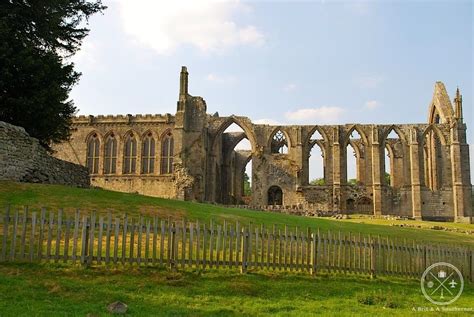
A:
[0,0,106,150]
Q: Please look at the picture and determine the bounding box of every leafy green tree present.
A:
[385,172,391,185]
[243,172,252,196]
[0,0,106,150]
[348,178,357,185]
[310,178,325,185]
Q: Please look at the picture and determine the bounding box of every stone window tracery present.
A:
[270,130,288,154]
[142,133,155,174]
[123,133,137,174]
[86,133,100,174]
[161,133,174,174]
[104,134,117,174]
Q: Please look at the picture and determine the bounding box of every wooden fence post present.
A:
[470,249,473,283]
[371,237,376,278]
[310,233,316,276]
[423,245,427,270]
[80,215,88,265]
[240,227,248,274]
[1,206,10,262]
[169,222,176,272]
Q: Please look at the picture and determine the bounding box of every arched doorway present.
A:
[209,121,254,204]
[268,186,283,206]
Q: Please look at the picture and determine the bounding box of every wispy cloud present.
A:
[355,75,384,89]
[283,83,297,92]
[253,118,284,126]
[285,106,345,124]
[118,0,264,55]
[365,100,379,110]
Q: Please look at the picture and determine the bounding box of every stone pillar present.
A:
[98,138,105,176]
[450,125,472,222]
[136,138,142,175]
[294,127,304,187]
[371,127,383,217]
[409,128,422,219]
[332,127,342,212]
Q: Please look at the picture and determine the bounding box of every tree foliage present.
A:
[310,178,325,186]
[243,172,252,196]
[0,0,105,150]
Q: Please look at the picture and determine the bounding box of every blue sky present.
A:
[71,0,473,179]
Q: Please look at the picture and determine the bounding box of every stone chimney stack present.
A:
[179,66,189,97]
[454,87,463,122]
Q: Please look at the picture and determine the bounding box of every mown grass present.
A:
[0,262,472,316]
[0,181,473,247]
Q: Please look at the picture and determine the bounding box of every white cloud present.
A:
[356,75,384,89]
[285,106,345,124]
[71,40,99,69]
[206,73,236,84]
[253,118,284,125]
[283,83,297,92]
[365,100,379,110]
[118,0,264,55]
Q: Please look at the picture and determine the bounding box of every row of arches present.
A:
[308,126,447,191]
[209,117,451,206]
[86,131,174,175]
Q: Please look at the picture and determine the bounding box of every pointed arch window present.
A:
[123,133,137,174]
[104,134,117,174]
[142,133,155,174]
[86,133,100,174]
[270,130,288,154]
[161,132,174,174]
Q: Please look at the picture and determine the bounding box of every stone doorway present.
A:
[268,186,283,205]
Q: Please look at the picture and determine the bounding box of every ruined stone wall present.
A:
[52,114,178,198]
[0,121,89,187]
[52,68,472,223]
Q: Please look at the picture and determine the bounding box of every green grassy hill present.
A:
[1,181,473,316]
[0,181,473,246]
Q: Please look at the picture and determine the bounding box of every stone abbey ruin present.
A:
[54,67,472,223]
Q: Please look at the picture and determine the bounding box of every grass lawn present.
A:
[0,262,473,316]
[0,182,473,316]
[1,181,473,247]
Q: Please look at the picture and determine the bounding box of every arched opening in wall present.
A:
[356,197,373,214]
[422,128,443,191]
[346,130,362,185]
[270,129,288,154]
[383,129,401,187]
[104,133,117,174]
[160,132,174,174]
[241,157,253,205]
[123,132,137,174]
[142,132,155,174]
[217,123,253,204]
[268,186,283,206]
[309,130,325,185]
[86,133,100,174]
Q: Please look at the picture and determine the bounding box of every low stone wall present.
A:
[0,121,89,187]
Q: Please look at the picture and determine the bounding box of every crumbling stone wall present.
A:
[0,121,89,187]
[53,67,472,223]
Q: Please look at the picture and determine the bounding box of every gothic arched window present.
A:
[86,133,100,174]
[161,133,174,174]
[104,134,117,174]
[142,133,155,174]
[123,133,137,174]
[270,130,288,154]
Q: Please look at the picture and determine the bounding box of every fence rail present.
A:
[0,207,473,281]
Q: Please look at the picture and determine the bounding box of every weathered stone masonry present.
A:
[0,121,89,187]
[53,67,472,222]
